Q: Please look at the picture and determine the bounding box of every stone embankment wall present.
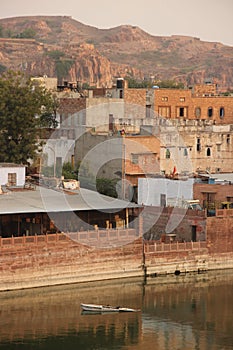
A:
[0,214,232,291]
[0,232,143,291]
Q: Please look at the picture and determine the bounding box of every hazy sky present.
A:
[1,0,233,46]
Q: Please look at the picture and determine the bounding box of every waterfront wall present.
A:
[144,214,233,276]
[0,214,233,291]
[0,232,144,291]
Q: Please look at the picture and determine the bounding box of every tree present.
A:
[96,178,118,198]
[0,71,58,164]
[62,162,79,180]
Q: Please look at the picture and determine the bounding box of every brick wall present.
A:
[194,183,233,207]
[143,206,206,242]
[206,216,233,253]
[58,98,87,114]
[124,89,147,107]
[0,234,143,291]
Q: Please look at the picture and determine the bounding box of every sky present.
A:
[1,0,233,46]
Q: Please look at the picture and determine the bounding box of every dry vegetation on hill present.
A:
[0,16,232,89]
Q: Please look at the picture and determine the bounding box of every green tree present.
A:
[62,161,79,180]
[0,71,58,164]
[96,178,118,198]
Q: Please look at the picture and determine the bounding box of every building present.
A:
[0,185,140,237]
[138,177,194,207]
[194,173,233,210]
[0,163,25,187]
[159,120,233,175]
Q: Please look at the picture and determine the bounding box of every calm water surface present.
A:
[0,270,233,350]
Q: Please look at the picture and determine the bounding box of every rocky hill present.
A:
[0,15,232,90]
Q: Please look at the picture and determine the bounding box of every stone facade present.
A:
[153,85,233,125]
[193,183,233,208]
[159,120,233,174]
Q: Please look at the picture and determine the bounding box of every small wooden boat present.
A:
[81,303,139,313]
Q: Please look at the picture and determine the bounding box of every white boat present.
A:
[81,303,139,313]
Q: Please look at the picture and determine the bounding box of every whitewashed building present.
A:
[0,163,25,187]
[138,177,194,207]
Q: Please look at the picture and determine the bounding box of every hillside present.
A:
[0,15,232,89]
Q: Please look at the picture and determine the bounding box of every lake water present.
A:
[0,270,232,350]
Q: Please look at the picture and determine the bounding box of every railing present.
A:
[144,240,207,254]
[67,228,137,243]
[0,233,69,248]
[0,228,139,248]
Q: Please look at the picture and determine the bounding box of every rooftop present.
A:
[199,173,233,183]
[0,163,25,168]
[0,186,139,215]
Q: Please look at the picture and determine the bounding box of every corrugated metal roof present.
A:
[0,186,140,215]
[199,173,233,183]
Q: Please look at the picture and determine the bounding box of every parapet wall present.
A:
[0,214,233,291]
[0,233,143,291]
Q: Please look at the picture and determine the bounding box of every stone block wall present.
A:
[143,206,206,242]
[194,183,233,207]
[154,88,233,124]
[124,89,147,108]
[58,98,87,115]
[0,234,143,291]
[206,216,233,253]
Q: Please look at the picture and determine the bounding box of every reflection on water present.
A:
[0,271,233,350]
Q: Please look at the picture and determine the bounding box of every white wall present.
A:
[138,178,194,206]
[0,166,25,186]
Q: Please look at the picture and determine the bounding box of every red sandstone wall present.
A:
[124,89,147,107]
[206,216,233,253]
[0,234,143,291]
[1,215,233,291]
[154,89,233,124]
[193,183,233,207]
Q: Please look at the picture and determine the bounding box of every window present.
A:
[158,106,171,118]
[208,107,213,117]
[227,134,230,144]
[176,106,188,118]
[132,154,138,164]
[166,149,171,159]
[109,114,114,131]
[160,194,166,207]
[195,107,201,118]
[162,97,168,101]
[219,107,225,118]
[217,144,221,152]
[146,105,152,118]
[8,173,17,186]
[206,147,211,157]
[180,97,185,102]
[197,138,201,152]
[184,148,188,156]
[179,107,184,117]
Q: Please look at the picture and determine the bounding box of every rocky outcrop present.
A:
[0,16,232,90]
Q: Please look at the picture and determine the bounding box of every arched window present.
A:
[195,107,201,118]
[206,147,211,157]
[166,149,170,159]
[208,107,213,117]
[219,107,225,118]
